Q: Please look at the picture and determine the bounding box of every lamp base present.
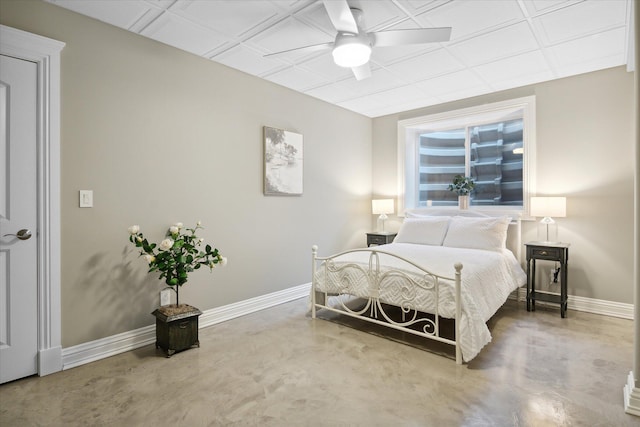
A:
[378,213,388,232]
[537,218,558,242]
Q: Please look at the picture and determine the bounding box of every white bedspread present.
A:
[313,243,526,362]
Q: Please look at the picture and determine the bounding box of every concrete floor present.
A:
[0,298,637,426]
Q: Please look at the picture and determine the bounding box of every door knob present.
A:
[3,228,32,240]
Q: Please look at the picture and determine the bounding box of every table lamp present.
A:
[372,199,394,232]
[530,196,566,242]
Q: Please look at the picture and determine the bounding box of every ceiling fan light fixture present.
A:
[332,33,371,68]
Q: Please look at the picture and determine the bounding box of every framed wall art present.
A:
[263,126,303,196]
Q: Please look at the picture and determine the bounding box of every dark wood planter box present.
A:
[152,304,202,357]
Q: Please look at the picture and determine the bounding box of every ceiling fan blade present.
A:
[263,42,333,58]
[351,63,371,81]
[322,0,358,34]
[369,27,452,47]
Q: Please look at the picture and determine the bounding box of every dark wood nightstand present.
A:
[366,232,396,247]
[525,241,570,318]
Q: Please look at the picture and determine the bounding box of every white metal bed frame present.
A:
[310,211,522,365]
[311,246,464,364]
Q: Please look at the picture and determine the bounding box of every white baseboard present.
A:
[513,288,633,320]
[62,283,631,370]
[62,283,311,370]
[624,371,640,416]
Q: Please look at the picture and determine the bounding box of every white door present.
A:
[0,54,39,384]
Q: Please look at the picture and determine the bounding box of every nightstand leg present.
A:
[561,262,568,318]
[526,259,531,311]
[530,259,536,311]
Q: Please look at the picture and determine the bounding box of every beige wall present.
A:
[0,1,372,347]
[373,66,635,304]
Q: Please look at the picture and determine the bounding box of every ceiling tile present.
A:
[294,0,341,34]
[344,67,408,97]
[264,66,330,92]
[522,0,578,16]
[297,54,355,81]
[546,26,627,72]
[385,48,465,83]
[364,96,441,117]
[532,0,627,45]
[414,69,490,98]
[474,50,555,90]
[417,0,525,41]
[212,44,288,76]
[350,0,408,31]
[141,13,230,55]
[172,0,281,38]
[336,84,435,115]
[338,94,390,113]
[48,0,164,30]
[248,16,333,59]
[395,0,450,16]
[304,81,357,104]
[446,21,540,66]
[371,45,437,66]
[304,66,402,103]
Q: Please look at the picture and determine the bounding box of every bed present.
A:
[310,211,527,364]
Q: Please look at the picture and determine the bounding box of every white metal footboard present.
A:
[311,245,463,364]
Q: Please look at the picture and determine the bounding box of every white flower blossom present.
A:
[198,238,204,244]
[143,254,155,264]
[159,238,174,251]
[196,220,202,227]
[220,257,228,266]
[128,225,140,235]
[136,236,143,243]
[169,226,179,235]
[174,222,183,229]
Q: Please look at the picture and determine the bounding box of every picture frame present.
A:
[263,126,303,196]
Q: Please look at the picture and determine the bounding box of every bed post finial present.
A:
[312,245,318,255]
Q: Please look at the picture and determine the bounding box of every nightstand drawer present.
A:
[368,235,388,245]
[366,232,397,247]
[530,247,561,260]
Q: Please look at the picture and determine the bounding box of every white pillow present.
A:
[394,217,451,246]
[442,216,511,251]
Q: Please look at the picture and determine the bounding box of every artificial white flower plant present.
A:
[128,221,227,306]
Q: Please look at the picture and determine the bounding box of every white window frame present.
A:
[397,96,537,217]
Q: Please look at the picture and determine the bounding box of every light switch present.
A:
[79,190,93,208]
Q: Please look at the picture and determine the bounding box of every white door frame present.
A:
[1,25,64,376]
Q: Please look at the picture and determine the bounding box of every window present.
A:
[397,96,536,214]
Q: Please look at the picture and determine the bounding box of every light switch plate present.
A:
[79,190,93,208]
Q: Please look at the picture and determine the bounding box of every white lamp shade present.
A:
[530,197,566,218]
[372,199,394,215]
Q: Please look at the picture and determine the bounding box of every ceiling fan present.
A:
[264,0,452,81]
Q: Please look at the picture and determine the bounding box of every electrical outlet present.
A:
[160,289,171,306]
